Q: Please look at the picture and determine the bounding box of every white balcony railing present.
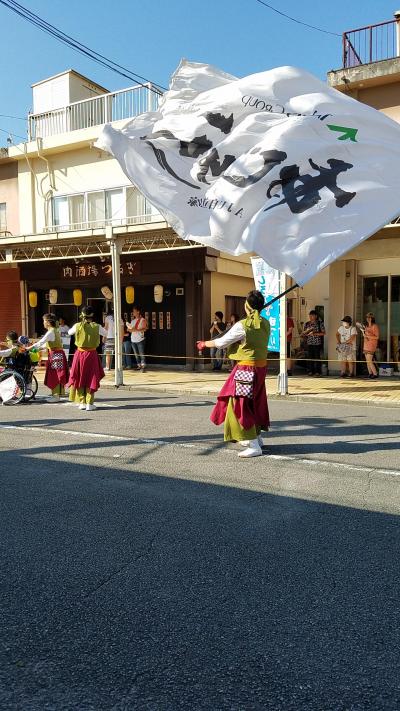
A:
[29,83,162,140]
[43,212,164,234]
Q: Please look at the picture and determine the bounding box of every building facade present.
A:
[326,15,400,370]
[0,70,255,367]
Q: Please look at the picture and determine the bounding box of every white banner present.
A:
[96,60,400,285]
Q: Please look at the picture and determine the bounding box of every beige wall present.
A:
[349,83,400,122]
[211,272,254,321]
[210,253,255,320]
[16,146,130,235]
[0,162,19,235]
[344,232,400,261]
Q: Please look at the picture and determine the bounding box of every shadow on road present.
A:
[0,448,399,710]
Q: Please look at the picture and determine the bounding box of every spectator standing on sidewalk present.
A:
[122,318,133,370]
[127,306,148,372]
[58,317,69,337]
[302,310,325,376]
[209,311,226,371]
[358,312,380,379]
[336,316,357,378]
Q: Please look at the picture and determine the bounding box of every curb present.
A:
[97,382,400,408]
[268,393,400,409]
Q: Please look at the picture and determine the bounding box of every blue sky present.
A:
[0,0,395,145]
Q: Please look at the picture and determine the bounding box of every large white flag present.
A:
[96,60,400,285]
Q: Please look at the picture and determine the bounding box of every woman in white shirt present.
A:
[126,306,148,372]
[336,316,357,378]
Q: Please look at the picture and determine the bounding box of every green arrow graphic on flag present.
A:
[327,124,358,141]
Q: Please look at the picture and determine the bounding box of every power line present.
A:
[0,126,26,140]
[0,0,166,93]
[254,0,341,37]
[0,113,26,121]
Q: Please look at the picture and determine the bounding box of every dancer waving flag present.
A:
[197,291,270,458]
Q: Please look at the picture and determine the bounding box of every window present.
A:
[391,276,400,364]
[52,187,160,230]
[87,191,105,224]
[126,187,145,218]
[88,189,124,225]
[0,202,6,230]
[53,194,84,227]
[363,276,388,361]
[105,189,124,222]
[126,187,160,222]
[69,195,84,225]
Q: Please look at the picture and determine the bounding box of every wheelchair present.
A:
[0,355,38,405]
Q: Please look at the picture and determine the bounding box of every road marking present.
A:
[1,423,400,478]
[0,424,127,440]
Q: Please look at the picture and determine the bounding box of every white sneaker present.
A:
[104,367,110,372]
[46,396,60,403]
[238,439,263,458]
[86,403,96,411]
[239,435,263,448]
[78,404,86,410]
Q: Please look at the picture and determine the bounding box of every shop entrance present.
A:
[361,275,400,365]
[123,285,186,366]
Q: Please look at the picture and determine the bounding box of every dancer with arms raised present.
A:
[197,290,270,458]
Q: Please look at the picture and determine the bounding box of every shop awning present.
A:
[0,226,201,263]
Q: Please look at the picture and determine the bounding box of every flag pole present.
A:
[264,282,298,309]
[278,272,288,395]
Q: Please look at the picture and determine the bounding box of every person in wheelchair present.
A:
[0,332,37,405]
[16,335,35,375]
[0,331,20,369]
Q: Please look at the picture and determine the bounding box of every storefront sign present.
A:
[60,261,140,280]
[251,257,280,352]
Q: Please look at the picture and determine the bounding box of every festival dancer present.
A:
[197,290,270,458]
[27,313,69,402]
[67,306,106,411]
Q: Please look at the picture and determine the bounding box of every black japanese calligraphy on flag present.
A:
[96,60,400,285]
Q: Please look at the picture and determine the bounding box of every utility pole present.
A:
[278,271,288,395]
[106,226,124,387]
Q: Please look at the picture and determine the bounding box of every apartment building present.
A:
[326,14,400,369]
[0,70,255,366]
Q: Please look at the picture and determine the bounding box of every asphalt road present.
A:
[0,389,399,710]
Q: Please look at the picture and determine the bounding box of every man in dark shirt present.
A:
[302,310,325,376]
[210,311,226,371]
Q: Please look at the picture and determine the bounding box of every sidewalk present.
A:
[36,368,400,407]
